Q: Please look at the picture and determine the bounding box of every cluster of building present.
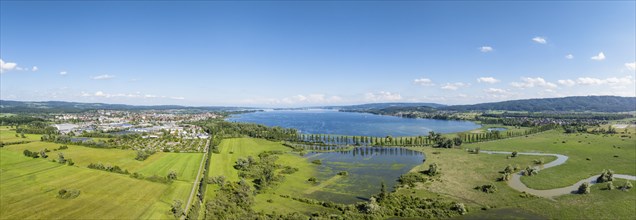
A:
[52,110,217,139]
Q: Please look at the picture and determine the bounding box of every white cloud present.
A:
[532,36,547,44]
[92,74,115,80]
[625,62,636,71]
[31,66,38,71]
[590,52,605,61]
[0,59,18,73]
[479,46,493,53]
[477,77,500,84]
[565,54,574,59]
[413,78,434,86]
[441,82,469,90]
[557,79,576,87]
[575,76,633,86]
[510,77,557,89]
[484,88,508,94]
[364,91,402,102]
[59,71,68,76]
[81,91,185,100]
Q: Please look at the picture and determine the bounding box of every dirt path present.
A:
[482,150,636,198]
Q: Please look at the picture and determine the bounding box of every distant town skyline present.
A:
[1,1,635,107]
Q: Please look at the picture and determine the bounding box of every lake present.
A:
[302,147,425,203]
[227,109,480,137]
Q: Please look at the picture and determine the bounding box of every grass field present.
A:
[0,126,42,143]
[0,128,203,219]
[403,127,636,219]
[207,138,339,216]
[0,149,175,219]
[468,128,636,189]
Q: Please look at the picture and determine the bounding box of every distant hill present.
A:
[333,102,446,111]
[443,96,636,112]
[0,100,249,113]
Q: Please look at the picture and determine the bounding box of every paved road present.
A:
[482,150,636,198]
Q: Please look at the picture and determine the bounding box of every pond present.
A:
[487,127,508,132]
[302,147,425,204]
[228,109,480,137]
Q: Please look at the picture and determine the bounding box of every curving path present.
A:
[481,150,636,199]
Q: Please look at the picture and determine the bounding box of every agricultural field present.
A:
[0,127,204,219]
[0,126,42,143]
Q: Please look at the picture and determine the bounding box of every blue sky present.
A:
[1,1,634,107]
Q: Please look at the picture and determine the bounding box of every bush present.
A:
[424,163,439,176]
[398,172,427,187]
[620,182,633,191]
[167,170,178,180]
[58,188,81,199]
[337,171,348,176]
[171,200,183,217]
[475,184,498,193]
[596,169,614,183]
[208,175,226,185]
[307,177,317,183]
[578,182,591,194]
[533,158,544,165]
[606,182,615,190]
[511,151,518,157]
[452,202,467,215]
[311,159,322,165]
[523,166,538,176]
[280,166,299,174]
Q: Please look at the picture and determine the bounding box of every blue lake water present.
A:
[227,109,480,137]
[303,147,425,203]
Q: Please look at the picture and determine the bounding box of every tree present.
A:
[606,182,615,190]
[171,199,183,217]
[57,153,66,164]
[426,163,439,176]
[578,182,591,194]
[167,170,178,180]
[596,169,614,183]
[40,150,48,158]
[511,151,518,157]
[453,137,463,147]
[378,182,388,201]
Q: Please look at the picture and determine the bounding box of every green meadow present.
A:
[206,138,339,215]
[402,126,636,219]
[0,128,203,219]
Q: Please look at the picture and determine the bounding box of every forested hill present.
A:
[0,100,248,113]
[443,96,636,112]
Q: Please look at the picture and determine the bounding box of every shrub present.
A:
[475,184,497,193]
[171,200,183,217]
[307,177,317,183]
[452,202,467,215]
[207,175,226,185]
[311,159,322,165]
[620,182,633,191]
[167,170,178,180]
[578,182,591,194]
[503,165,514,174]
[57,153,66,164]
[337,171,348,176]
[511,151,518,157]
[425,163,439,176]
[57,188,81,199]
[596,169,614,183]
[498,173,512,182]
[280,166,299,174]
[606,182,615,190]
[523,166,538,176]
[398,172,427,187]
[533,158,544,165]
